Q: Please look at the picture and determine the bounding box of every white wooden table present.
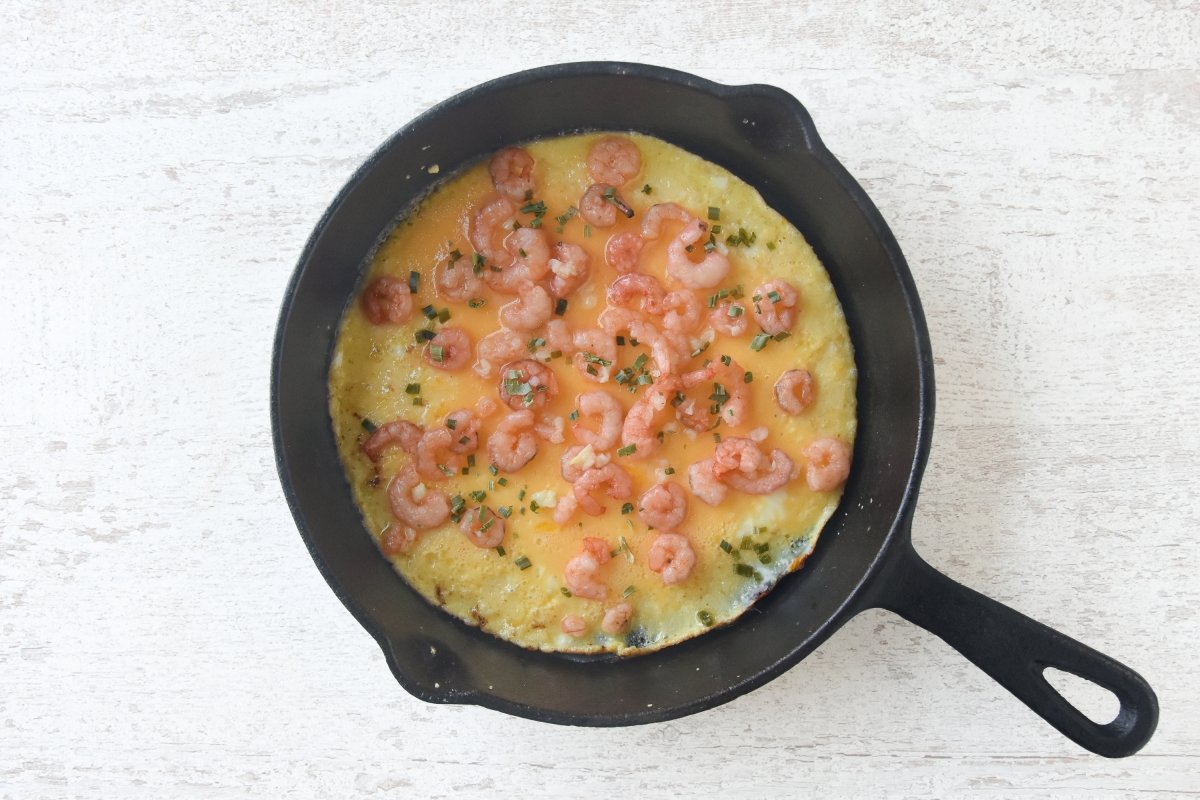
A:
[3,2,1197,797]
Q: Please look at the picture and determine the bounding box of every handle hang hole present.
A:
[1043,667,1121,726]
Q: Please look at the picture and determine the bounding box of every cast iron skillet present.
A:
[272,62,1158,757]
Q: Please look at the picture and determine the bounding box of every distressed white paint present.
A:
[2,1,1198,797]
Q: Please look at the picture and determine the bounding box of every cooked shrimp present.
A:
[379,523,419,557]
[361,276,413,325]
[534,414,565,444]
[564,536,612,600]
[717,438,795,495]
[607,273,664,313]
[486,410,539,472]
[647,532,696,585]
[488,146,535,201]
[468,195,517,268]
[361,419,423,463]
[709,299,750,336]
[687,458,728,506]
[552,492,579,525]
[752,280,799,335]
[498,358,559,410]
[474,329,527,378]
[605,232,643,274]
[587,136,641,186]
[774,369,816,415]
[666,218,731,289]
[423,327,473,371]
[621,377,679,457]
[640,203,693,239]
[637,481,688,530]
[561,614,588,638]
[543,318,577,356]
[434,254,483,302]
[660,290,703,333]
[459,506,505,549]
[573,463,633,516]
[711,436,769,477]
[414,428,462,482]
[597,306,643,338]
[802,437,852,492]
[499,283,554,331]
[602,602,634,634]
[681,357,751,427]
[580,183,633,228]
[572,390,624,451]
[572,328,618,383]
[444,409,480,454]
[547,241,590,298]
[560,445,589,483]
[387,466,450,530]
[486,227,551,294]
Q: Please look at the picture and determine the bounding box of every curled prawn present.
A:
[640,203,693,239]
[414,428,461,483]
[572,390,624,451]
[607,273,664,313]
[499,283,554,331]
[682,357,751,428]
[573,463,633,516]
[543,318,577,357]
[774,369,816,415]
[687,458,728,506]
[709,299,750,336]
[444,409,481,454]
[752,280,799,335]
[621,377,679,457]
[715,437,795,495]
[379,523,419,557]
[488,146,535,201]
[486,227,551,294]
[361,419,423,464]
[474,329,527,378]
[647,532,696,585]
[572,328,618,383]
[564,536,612,601]
[579,183,632,228]
[423,327,473,371]
[666,218,731,289]
[637,481,688,530]
[602,602,634,634]
[498,358,559,410]
[361,276,413,325]
[561,614,588,638]
[660,289,703,333]
[587,136,641,186]
[605,232,643,274]
[469,195,517,268]
[486,409,539,473]
[387,466,450,530]
[802,437,851,492]
[434,255,484,303]
[459,506,505,549]
[547,242,590,298]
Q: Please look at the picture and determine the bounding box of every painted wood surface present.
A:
[2,2,1197,797]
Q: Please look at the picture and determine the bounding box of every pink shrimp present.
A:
[711,436,769,477]
[360,276,413,325]
[459,506,505,549]
[666,218,731,289]
[602,602,634,634]
[488,146,535,201]
[709,299,750,336]
[572,328,618,383]
[597,306,643,338]
[774,369,817,415]
[423,327,473,371]
[802,437,852,492]
[573,463,633,516]
[587,136,641,186]
[621,377,680,457]
[637,481,688,530]
[716,438,796,495]
[486,410,539,473]
[647,532,696,585]
[561,614,588,638]
[498,358,559,410]
[630,321,690,378]
[605,232,643,274]
[543,318,577,356]
[607,273,665,313]
[687,458,728,506]
[434,254,483,302]
[499,283,554,331]
[486,227,552,294]
[469,195,518,268]
[414,428,462,483]
[361,419,423,464]
[579,183,627,229]
[547,241,591,298]
[564,537,612,600]
[682,357,751,428]
[560,445,590,483]
[660,289,703,333]
[379,523,419,557]
[387,466,450,530]
[474,329,527,378]
[572,390,624,451]
[752,280,800,335]
[640,203,693,239]
[552,492,580,525]
[534,414,565,444]
[444,409,481,454]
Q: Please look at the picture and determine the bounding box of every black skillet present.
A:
[271,62,1158,757]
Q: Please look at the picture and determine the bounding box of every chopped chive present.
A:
[437,308,450,323]
[582,352,613,367]
[448,248,462,263]
[632,353,648,371]
[767,290,782,303]
[497,477,508,486]
[585,364,598,376]
[361,418,378,433]
[707,206,720,221]
[472,253,485,275]
[438,463,455,476]
[663,466,675,475]
[467,454,475,467]
[720,354,732,366]
[518,248,527,258]
[446,417,457,429]
[415,329,436,343]
[744,371,753,383]
[719,539,733,553]
[739,535,754,550]
[470,490,486,502]
[583,224,592,238]
[549,349,562,359]
[498,505,513,518]
[468,297,485,309]
[750,333,771,351]
[488,464,498,476]
[515,556,532,570]
[698,609,715,627]
[616,335,626,346]
[620,502,634,515]
[629,337,639,347]
[491,545,505,557]
[421,304,437,319]
[554,298,568,316]
[623,585,636,598]
[735,563,757,578]
[568,409,579,421]
[754,542,770,554]
[411,397,424,406]
[706,294,717,309]
[728,304,744,318]
[711,224,722,235]
[405,383,421,395]
[690,341,710,358]
[713,432,722,443]
[529,500,540,513]
[759,553,773,565]
[450,495,466,512]
[408,271,419,293]
[517,488,526,501]
[641,183,652,194]
[560,586,572,597]
[616,444,637,457]
[430,344,445,362]
[774,331,792,342]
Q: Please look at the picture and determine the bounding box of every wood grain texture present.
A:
[2,1,1197,797]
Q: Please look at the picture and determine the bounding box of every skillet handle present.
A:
[869,539,1158,757]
